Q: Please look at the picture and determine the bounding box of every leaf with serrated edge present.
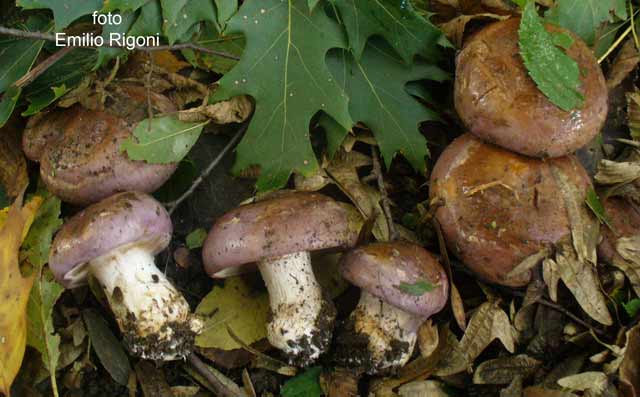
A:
[16,0,102,30]
[459,301,515,365]
[212,0,353,191]
[546,0,617,46]
[121,116,208,164]
[331,0,444,64]
[326,42,447,172]
[519,1,584,111]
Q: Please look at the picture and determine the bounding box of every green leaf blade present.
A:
[519,1,584,112]
[186,228,207,249]
[281,366,323,397]
[16,0,103,31]
[395,280,436,296]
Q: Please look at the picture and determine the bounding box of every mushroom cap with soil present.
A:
[202,191,361,366]
[49,191,202,360]
[455,18,607,158]
[334,241,448,374]
[22,84,178,205]
[430,133,593,287]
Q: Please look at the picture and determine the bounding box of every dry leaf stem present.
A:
[0,25,240,60]
[187,353,239,397]
[370,145,398,240]
[13,46,74,89]
[166,124,247,215]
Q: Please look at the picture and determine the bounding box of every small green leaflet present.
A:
[395,280,437,296]
[281,366,323,397]
[26,271,64,396]
[0,87,21,128]
[330,0,444,64]
[186,228,207,249]
[212,0,353,191]
[326,41,448,171]
[16,0,103,31]
[623,298,640,317]
[161,0,218,44]
[0,17,48,93]
[545,0,621,46]
[585,188,613,230]
[21,193,62,269]
[120,116,208,164]
[82,309,131,385]
[519,1,584,112]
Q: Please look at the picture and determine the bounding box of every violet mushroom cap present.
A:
[335,241,448,374]
[202,191,361,366]
[49,192,202,360]
[598,198,640,275]
[455,18,607,158]
[430,133,592,287]
[22,85,178,205]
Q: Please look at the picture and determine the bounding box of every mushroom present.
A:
[22,84,178,205]
[49,192,202,360]
[430,133,593,287]
[202,191,361,366]
[334,241,448,374]
[455,18,607,158]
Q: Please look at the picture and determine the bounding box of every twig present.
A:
[599,22,633,63]
[187,353,239,397]
[165,124,247,215]
[0,25,240,60]
[14,46,73,88]
[370,146,397,240]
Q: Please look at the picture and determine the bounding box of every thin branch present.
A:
[0,25,240,60]
[166,124,247,215]
[370,145,398,241]
[187,353,240,397]
[14,46,73,88]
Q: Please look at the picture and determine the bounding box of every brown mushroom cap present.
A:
[454,18,607,158]
[22,85,178,205]
[598,198,640,265]
[202,192,361,275]
[340,242,449,317]
[430,133,592,287]
[49,192,172,288]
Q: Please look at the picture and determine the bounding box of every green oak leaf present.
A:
[22,48,97,116]
[16,0,103,31]
[519,1,584,112]
[26,270,64,394]
[120,116,208,164]
[281,366,323,397]
[326,41,448,171]
[330,0,444,64]
[215,0,238,25]
[0,86,21,128]
[21,193,62,269]
[212,0,353,191]
[0,17,48,93]
[95,11,136,70]
[545,0,618,46]
[103,0,150,12]
[127,0,162,37]
[161,0,218,44]
[395,279,437,296]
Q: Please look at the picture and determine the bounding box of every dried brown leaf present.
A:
[433,325,468,376]
[418,319,439,358]
[542,258,560,302]
[607,39,640,90]
[507,248,552,279]
[473,354,541,385]
[501,376,523,397]
[614,235,640,295]
[319,368,359,397]
[439,13,508,47]
[620,325,640,397]
[628,91,640,140]
[398,380,449,397]
[450,282,467,331]
[558,372,609,394]
[595,160,640,185]
[135,361,173,397]
[524,386,578,397]
[178,96,253,124]
[459,301,516,365]
[0,120,28,197]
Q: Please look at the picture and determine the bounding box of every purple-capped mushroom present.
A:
[50,192,202,360]
[22,85,178,205]
[202,191,361,366]
[334,242,449,374]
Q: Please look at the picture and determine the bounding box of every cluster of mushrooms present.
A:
[25,15,640,378]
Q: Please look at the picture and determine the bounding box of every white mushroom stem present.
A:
[89,244,202,360]
[351,290,424,372]
[258,251,329,362]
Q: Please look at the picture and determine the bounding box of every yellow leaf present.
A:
[195,277,269,351]
[0,195,42,395]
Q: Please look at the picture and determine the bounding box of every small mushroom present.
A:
[202,191,361,366]
[22,84,178,205]
[598,198,640,267]
[455,18,607,158]
[430,133,592,287]
[334,242,448,374]
[49,192,202,360]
